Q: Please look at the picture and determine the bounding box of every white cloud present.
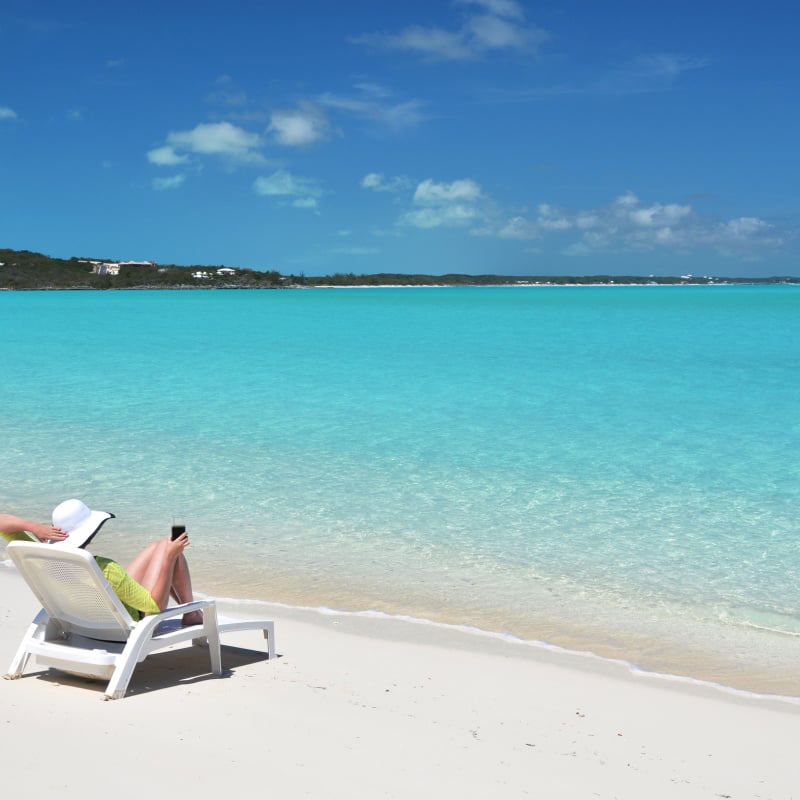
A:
[575,213,600,229]
[537,203,572,231]
[496,192,781,256]
[362,172,412,192]
[152,174,186,191]
[253,170,303,195]
[253,169,322,209]
[147,145,190,166]
[268,104,329,146]
[165,122,264,164]
[539,216,572,231]
[413,178,482,205]
[353,82,391,99]
[454,0,525,19]
[367,171,782,260]
[498,216,540,239]
[292,197,319,209]
[611,191,692,232]
[351,1,547,61]
[589,53,711,97]
[400,178,485,229]
[319,86,424,131]
[654,227,676,244]
[468,13,536,51]
[402,205,480,228]
[362,173,384,190]
[718,217,770,239]
[367,174,493,232]
[354,26,471,61]
[614,191,639,209]
[0,106,18,120]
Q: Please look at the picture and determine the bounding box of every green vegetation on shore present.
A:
[1,248,797,290]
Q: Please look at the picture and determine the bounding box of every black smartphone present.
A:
[171,524,186,541]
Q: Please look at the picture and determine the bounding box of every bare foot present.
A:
[182,610,203,626]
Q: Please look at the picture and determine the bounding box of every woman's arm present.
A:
[0,514,69,542]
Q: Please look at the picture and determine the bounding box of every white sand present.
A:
[2,566,798,799]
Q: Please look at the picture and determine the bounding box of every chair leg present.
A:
[263,622,276,660]
[4,618,44,679]
[4,645,32,680]
[103,618,161,699]
[203,607,222,676]
[103,653,136,700]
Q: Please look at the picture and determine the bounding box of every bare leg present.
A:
[126,536,202,625]
[171,553,203,625]
[169,553,194,603]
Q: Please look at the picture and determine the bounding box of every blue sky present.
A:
[1,1,798,277]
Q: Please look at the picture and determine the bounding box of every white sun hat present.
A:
[50,498,114,549]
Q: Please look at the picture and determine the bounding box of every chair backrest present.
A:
[7,541,136,641]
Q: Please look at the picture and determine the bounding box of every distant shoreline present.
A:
[4,278,800,291]
[3,280,800,292]
[2,247,799,290]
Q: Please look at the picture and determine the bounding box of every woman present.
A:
[43,499,202,626]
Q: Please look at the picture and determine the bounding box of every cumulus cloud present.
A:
[498,216,539,239]
[365,173,496,232]
[351,0,547,61]
[536,203,573,231]
[718,217,770,239]
[268,103,329,146]
[253,169,322,209]
[414,178,482,205]
[399,178,485,229]
[495,191,782,255]
[468,13,532,50]
[152,174,186,191]
[0,106,18,120]
[169,121,263,159]
[161,121,264,164]
[613,192,691,227]
[362,172,413,192]
[364,171,783,259]
[147,145,190,166]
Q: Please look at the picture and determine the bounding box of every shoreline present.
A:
[4,280,800,291]
[185,559,800,701]
[214,593,800,707]
[2,567,799,799]
[9,550,797,702]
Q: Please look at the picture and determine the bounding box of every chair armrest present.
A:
[150,599,215,622]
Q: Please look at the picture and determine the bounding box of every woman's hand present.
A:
[167,531,190,554]
[29,523,69,543]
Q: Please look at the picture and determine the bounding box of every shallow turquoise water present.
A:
[2,286,799,693]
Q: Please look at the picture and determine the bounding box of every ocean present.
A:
[2,285,798,696]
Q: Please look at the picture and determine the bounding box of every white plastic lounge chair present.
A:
[4,541,276,699]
